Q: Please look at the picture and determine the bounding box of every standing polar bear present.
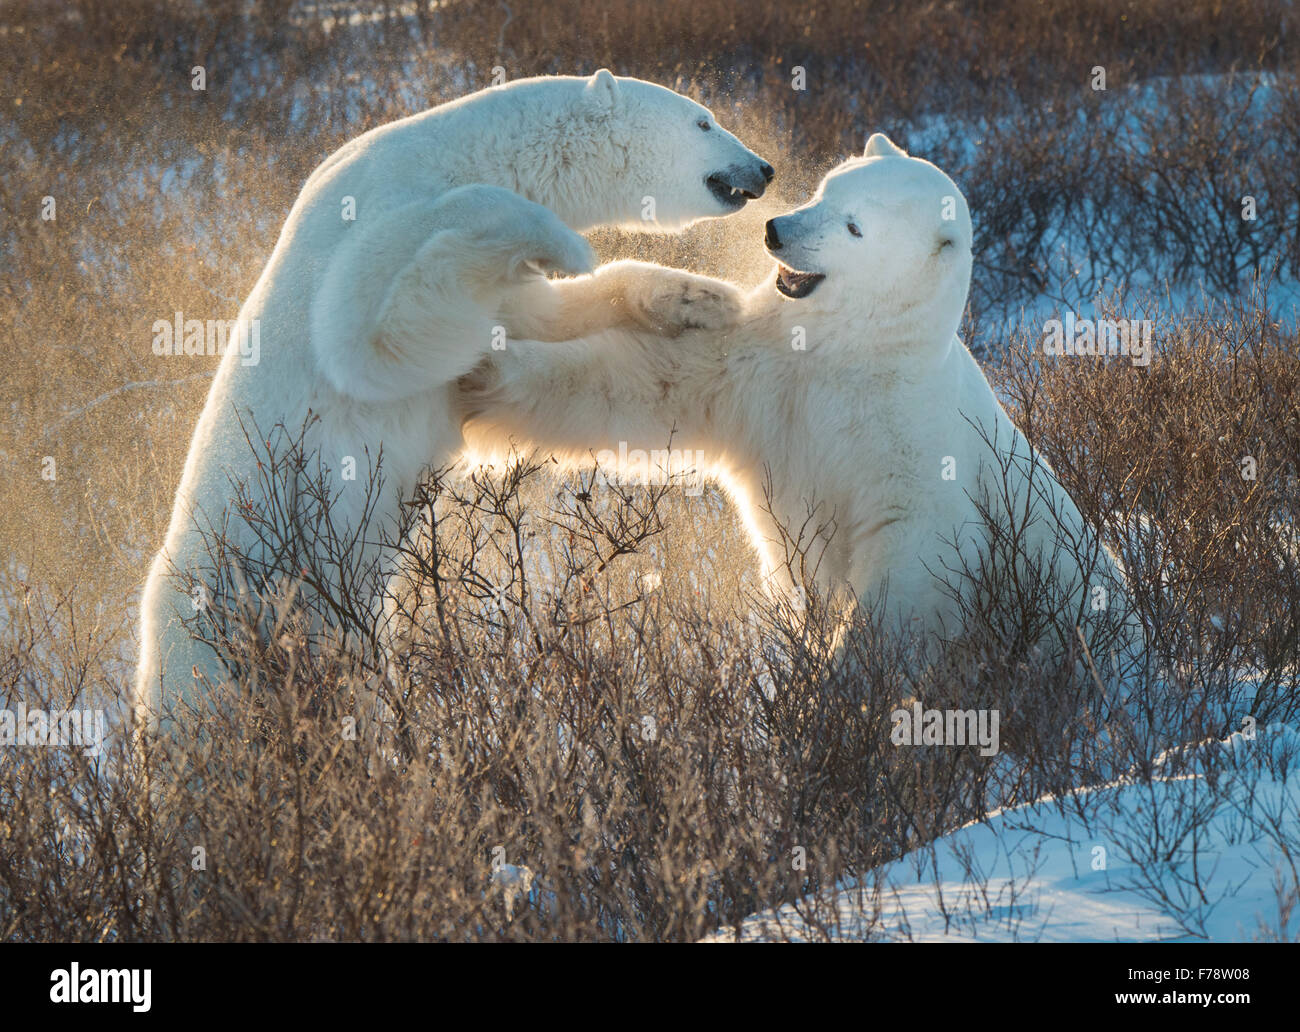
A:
[135,71,770,721]
[463,133,1138,657]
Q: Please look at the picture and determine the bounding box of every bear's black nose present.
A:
[764,219,782,250]
[760,162,775,184]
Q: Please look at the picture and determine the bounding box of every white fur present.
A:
[135,72,770,721]
[462,135,1136,650]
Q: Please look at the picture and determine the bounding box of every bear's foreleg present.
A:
[311,185,595,405]
[496,260,744,342]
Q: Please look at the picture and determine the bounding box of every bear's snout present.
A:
[765,219,782,251]
[706,161,772,210]
[724,161,771,200]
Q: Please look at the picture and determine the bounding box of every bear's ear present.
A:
[584,68,620,109]
[864,132,907,158]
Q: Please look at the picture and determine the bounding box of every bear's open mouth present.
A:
[774,263,826,299]
[706,172,760,210]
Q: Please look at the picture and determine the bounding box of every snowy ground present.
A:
[707,724,1300,942]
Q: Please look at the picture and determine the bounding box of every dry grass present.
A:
[5,300,1299,940]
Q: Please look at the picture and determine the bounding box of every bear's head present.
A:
[504,70,773,232]
[762,133,973,338]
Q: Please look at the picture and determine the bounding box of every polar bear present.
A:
[135,71,770,722]
[460,133,1139,661]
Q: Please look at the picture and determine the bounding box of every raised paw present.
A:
[435,184,596,280]
[523,226,596,280]
[637,271,744,336]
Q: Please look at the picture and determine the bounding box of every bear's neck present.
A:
[751,273,965,375]
[428,91,623,232]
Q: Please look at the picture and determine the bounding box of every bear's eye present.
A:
[847,222,862,237]
[697,119,712,131]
